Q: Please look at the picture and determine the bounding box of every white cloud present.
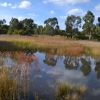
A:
[60,16,67,19]
[28,13,39,18]
[95,4,100,11]
[18,1,31,9]
[18,17,25,21]
[43,0,48,4]
[0,2,11,7]
[50,10,55,14]
[48,0,90,5]
[67,9,83,15]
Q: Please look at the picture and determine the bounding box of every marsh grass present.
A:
[56,82,86,100]
[1,35,100,57]
[0,66,18,100]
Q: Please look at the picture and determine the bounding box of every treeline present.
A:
[0,10,100,40]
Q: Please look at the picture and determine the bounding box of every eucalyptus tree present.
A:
[44,17,59,35]
[65,15,81,37]
[98,17,100,25]
[0,19,7,34]
[8,18,20,34]
[83,10,95,40]
[37,25,44,34]
[0,19,6,27]
[9,18,19,30]
[21,18,37,35]
[94,17,100,40]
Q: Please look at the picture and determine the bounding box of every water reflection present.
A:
[95,59,100,79]
[80,57,91,76]
[2,51,41,77]
[64,56,80,70]
[43,53,57,67]
[0,51,100,100]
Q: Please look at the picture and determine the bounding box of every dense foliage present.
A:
[0,10,100,40]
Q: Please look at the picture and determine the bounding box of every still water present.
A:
[0,51,100,100]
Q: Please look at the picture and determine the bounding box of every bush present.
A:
[18,29,25,35]
[7,28,13,35]
[13,30,19,34]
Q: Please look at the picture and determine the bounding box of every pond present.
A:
[0,51,100,100]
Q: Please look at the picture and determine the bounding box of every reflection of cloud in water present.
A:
[3,57,14,67]
[41,68,46,72]
[90,58,96,70]
[92,88,100,96]
[58,70,88,86]
[43,67,88,86]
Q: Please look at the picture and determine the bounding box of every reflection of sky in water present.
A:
[0,52,100,100]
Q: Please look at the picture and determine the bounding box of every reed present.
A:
[76,85,86,95]
[0,66,18,100]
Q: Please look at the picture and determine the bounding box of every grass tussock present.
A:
[56,82,86,100]
[0,66,18,100]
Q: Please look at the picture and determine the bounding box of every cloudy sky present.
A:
[0,0,100,29]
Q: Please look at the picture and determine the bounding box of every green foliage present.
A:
[83,11,95,40]
[13,30,19,34]
[0,11,100,42]
[18,29,24,35]
[44,17,59,36]
[7,27,14,35]
[65,15,81,37]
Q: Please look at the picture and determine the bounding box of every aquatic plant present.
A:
[56,82,86,100]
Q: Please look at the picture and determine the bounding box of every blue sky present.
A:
[0,0,100,29]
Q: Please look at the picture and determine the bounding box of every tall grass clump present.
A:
[0,66,18,100]
[56,82,86,100]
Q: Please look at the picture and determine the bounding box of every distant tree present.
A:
[0,19,8,34]
[7,18,19,34]
[37,25,44,34]
[21,18,37,35]
[98,17,100,25]
[9,18,19,30]
[83,10,95,40]
[44,17,59,36]
[65,15,81,37]
[0,19,6,27]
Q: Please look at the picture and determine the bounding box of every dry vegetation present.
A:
[0,35,100,57]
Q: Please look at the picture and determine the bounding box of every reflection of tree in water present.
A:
[95,59,100,79]
[63,56,80,70]
[12,51,41,77]
[80,57,91,76]
[43,53,57,67]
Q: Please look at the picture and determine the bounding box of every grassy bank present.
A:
[0,35,100,57]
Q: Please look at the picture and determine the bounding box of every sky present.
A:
[0,0,100,30]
